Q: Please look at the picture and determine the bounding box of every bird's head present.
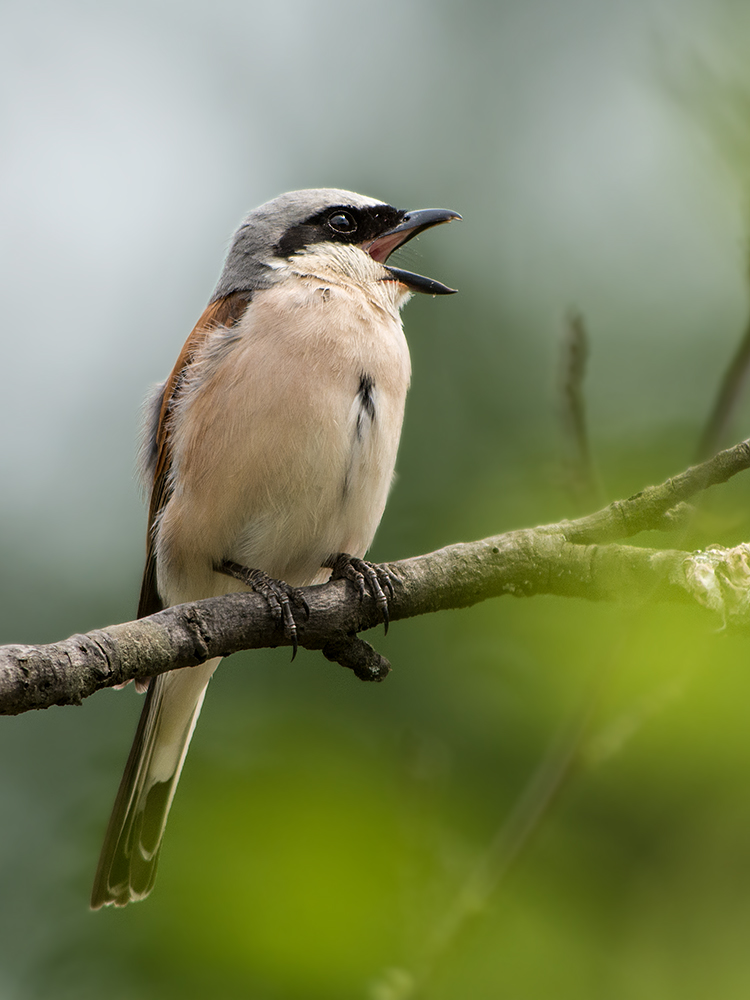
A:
[212,188,460,301]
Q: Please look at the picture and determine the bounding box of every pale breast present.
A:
[155,274,411,602]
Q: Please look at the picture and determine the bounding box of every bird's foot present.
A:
[218,560,310,658]
[324,553,395,633]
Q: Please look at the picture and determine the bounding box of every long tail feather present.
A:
[90,659,220,909]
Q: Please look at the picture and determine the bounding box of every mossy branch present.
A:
[2,439,750,716]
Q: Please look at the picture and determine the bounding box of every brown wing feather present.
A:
[137,291,253,619]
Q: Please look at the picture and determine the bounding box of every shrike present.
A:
[91,188,460,908]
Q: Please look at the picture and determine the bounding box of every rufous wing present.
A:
[136,291,253,619]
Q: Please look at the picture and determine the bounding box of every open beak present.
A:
[364,207,461,295]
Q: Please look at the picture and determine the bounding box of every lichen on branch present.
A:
[2,439,750,716]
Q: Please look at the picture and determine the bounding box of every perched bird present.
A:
[90,188,460,908]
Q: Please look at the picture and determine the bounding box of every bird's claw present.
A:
[218,560,308,658]
[325,553,396,633]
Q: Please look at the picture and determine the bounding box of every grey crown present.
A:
[211,188,385,301]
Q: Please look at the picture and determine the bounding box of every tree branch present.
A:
[560,437,750,543]
[3,439,750,717]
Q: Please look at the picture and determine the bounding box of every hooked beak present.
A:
[364,207,461,295]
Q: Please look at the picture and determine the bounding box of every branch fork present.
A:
[2,439,750,716]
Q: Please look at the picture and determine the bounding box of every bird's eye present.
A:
[327,211,357,234]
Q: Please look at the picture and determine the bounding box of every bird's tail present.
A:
[90,658,220,909]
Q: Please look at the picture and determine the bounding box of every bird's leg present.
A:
[217,560,310,659]
[323,553,396,633]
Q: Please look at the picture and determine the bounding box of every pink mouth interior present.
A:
[365,230,411,264]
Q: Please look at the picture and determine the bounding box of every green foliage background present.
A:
[4,0,750,997]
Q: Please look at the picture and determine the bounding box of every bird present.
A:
[90,188,460,908]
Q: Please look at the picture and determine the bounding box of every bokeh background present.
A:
[4,0,750,997]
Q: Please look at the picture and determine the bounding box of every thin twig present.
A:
[400,706,593,999]
[696,253,750,461]
[558,309,601,506]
